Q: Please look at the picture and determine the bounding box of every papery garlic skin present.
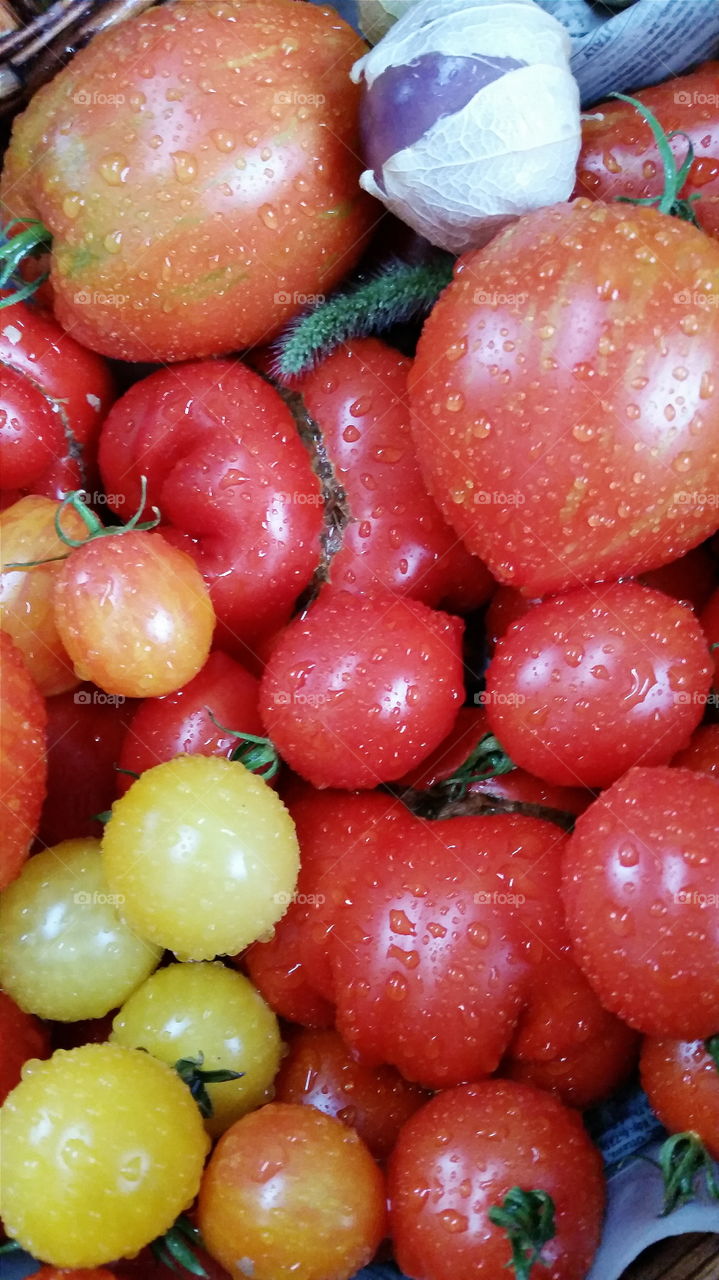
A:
[352,0,581,254]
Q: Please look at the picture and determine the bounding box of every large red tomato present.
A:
[0,1,375,362]
[409,201,719,595]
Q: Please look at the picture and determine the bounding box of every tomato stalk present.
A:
[151,1213,208,1278]
[274,255,454,381]
[207,710,281,781]
[173,1051,243,1119]
[706,1035,719,1070]
[5,477,160,569]
[656,1131,719,1214]
[436,731,516,803]
[488,1187,556,1280]
[0,218,51,308]
[609,93,702,226]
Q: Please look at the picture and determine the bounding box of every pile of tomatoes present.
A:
[1,5,719,1279]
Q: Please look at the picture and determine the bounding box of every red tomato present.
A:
[639,543,717,615]
[701,586,719,686]
[641,1036,719,1160]
[329,813,567,1088]
[32,1271,118,1279]
[99,361,323,655]
[52,530,215,698]
[1,2,374,362]
[0,495,87,695]
[563,766,719,1038]
[672,723,719,776]
[260,590,464,789]
[575,62,719,241]
[0,631,47,890]
[274,1026,427,1161]
[505,1017,639,1110]
[0,988,50,1104]
[198,1103,387,1280]
[39,686,136,847]
[485,586,540,650]
[409,201,719,595]
[117,650,262,794]
[389,1080,604,1280]
[0,298,113,499]
[484,583,712,788]
[294,339,491,608]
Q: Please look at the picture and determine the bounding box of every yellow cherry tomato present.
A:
[101,754,300,960]
[111,961,282,1137]
[0,1043,210,1267]
[0,838,162,1020]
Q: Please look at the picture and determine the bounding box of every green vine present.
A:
[610,93,701,225]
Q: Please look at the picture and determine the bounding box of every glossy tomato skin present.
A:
[295,339,490,607]
[274,1026,427,1161]
[0,298,113,498]
[0,989,50,1105]
[53,530,215,698]
[260,590,464,789]
[575,62,719,240]
[99,361,323,655]
[329,813,567,1089]
[410,201,719,595]
[563,766,719,1038]
[117,650,261,794]
[640,1036,719,1159]
[485,583,712,788]
[672,723,719,777]
[0,495,87,695]
[198,1102,387,1280]
[1,3,374,363]
[639,542,717,614]
[389,1080,605,1280]
[505,1016,639,1110]
[0,631,47,890]
[39,685,136,846]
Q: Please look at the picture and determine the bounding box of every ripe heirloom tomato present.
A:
[410,201,719,595]
[274,1026,427,1161]
[389,1080,605,1280]
[0,1043,209,1268]
[294,339,492,608]
[0,838,162,1020]
[0,989,50,1105]
[0,297,113,499]
[99,361,323,655]
[260,590,464,790]
[563,766,719,1038]
[111,962,282,1138]
[198,1102,386,1280]
[484,583,712,788]
[116,650,262,794]
[641,1036,719,1159]
[1,2,374,362]
[0,630,46,890]
[0,495,87,694]
[575,62,719,240]
[102,755,300,960]
[53,530,215,698]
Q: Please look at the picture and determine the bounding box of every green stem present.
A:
[273,255,455,381]
[488,1187,556,1280]
[658,1131,719,1215]
[705,1035,719,1071]
[5,477,160,569]
[0,218,52,309]
[436,731,516,803]
[610,93,701,225]
[207,710,280,781]
[151,1214,208,1277]
[174,1051,243,1118]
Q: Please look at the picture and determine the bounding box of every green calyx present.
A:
[657,1131,719,1215]
[207,710,280,781]
[705,1035,719,1070]
[609,92,701,226]
[151,1213,208,1277]
[0,218,52,308]
[4,476,160,570]
[273,254,455,381]
[173,1050,243,1119]
[437,731,516,803]
[488,1187,556,1280]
